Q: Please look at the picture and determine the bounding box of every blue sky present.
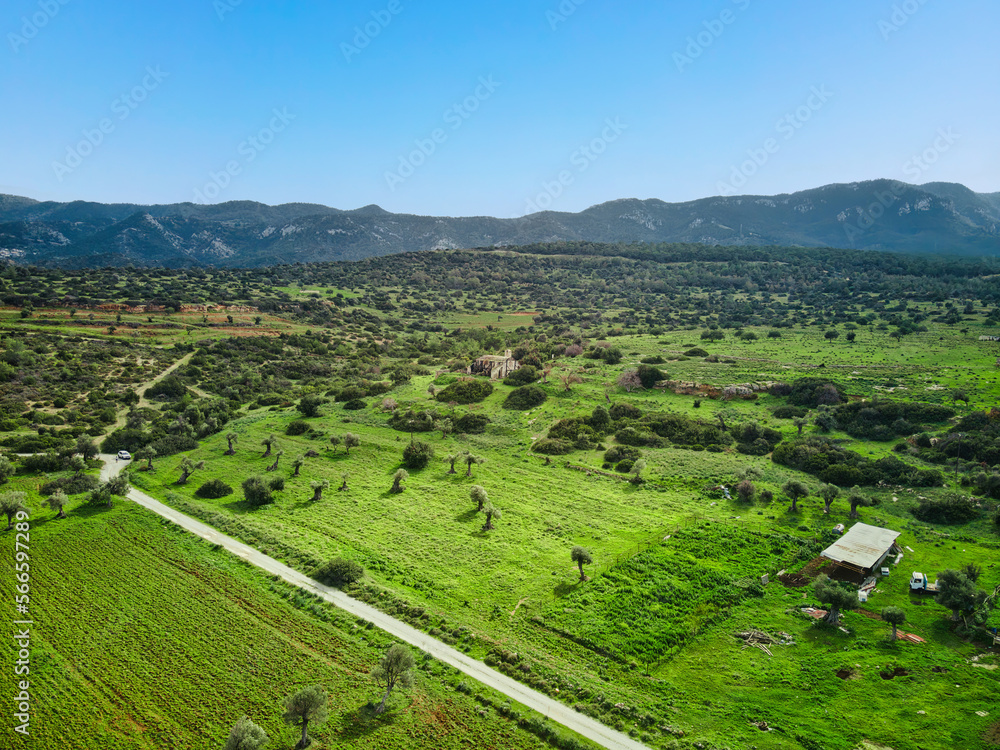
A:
[2,0,997,216]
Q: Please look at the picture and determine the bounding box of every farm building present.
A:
[820,522,901,577]
[467,349,520,380]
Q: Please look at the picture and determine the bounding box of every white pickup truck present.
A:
[909,572,938,592]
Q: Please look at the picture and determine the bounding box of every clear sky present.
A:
[2,0,997,217]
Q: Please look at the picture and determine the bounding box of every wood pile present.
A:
[735,629,775,656]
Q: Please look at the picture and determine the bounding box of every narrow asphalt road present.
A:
[99,455,651,750]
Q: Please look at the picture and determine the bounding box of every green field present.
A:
[2,247,1000,749]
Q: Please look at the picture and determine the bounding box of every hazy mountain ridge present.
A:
[0,180,997,267]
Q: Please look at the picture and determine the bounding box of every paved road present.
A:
[100,456,650,750]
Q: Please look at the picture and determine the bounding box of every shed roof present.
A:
[821,522,900,571]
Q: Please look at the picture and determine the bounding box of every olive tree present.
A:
[282,685,328,749]
[223,715,267,750]
[371,644,414,715]
[343,433,360,455]
[0,491,28,529]
[782,480,809,513]
[176,458,205,485]
[46,490,69,519]
[310,480,329,502]
[813,574,856,626]
[819,484,840,514]
[390,468,408,493]
[470,485,488,511]
[571,546,593,581]
[481,501,501,531]
[881,606,906,641]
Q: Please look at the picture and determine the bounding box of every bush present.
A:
[436,378,494,405]
[912,495,980,525]
[314,557,364,587]
[286,419,309,436]
[455,413,490,434]
[604,445,641,464]
[195,478,233,499]
[39,474,99,496]
[335,385,367,403]
[503,366,539,386]
[683,347,709,357]
[639,355,665,365]
[149,435,199,457]
[402,440,435,469]
[343,399,367,411]
[22,453,64,472]
[636,364,665,389]
[609,402,643,421]
[144,375,189,401]
[504,385,547,410]
[772,405,808,419]
[786,378,846,408]
[242,476,273,508]
[268,476,285,491]
[532,438,573,455]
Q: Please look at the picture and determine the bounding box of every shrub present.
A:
[242,476,273,508]
[268,476,285,491]
[314,557,364,587]
[772,405,808,419]
[149,435,199,456]
[639,355,665,365]
[402,440,435,469]
[636,364,665,389]
[343,399,367,410]
[609,402,643,421]
[195,478,233,499]
[144,375,189,401]
[455,413,490,434]
[532,438,573,455]
[683,347,709,357]
[286,419,309,436]
[39,474,99,496]
[335,385,367,403]
[503,366,539,386]
[22,453,64,472]
[504,385,547,410]
[912,495,980,525]
[436,378,494,404]
[604,445,641,464]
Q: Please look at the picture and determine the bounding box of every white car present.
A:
[117,450,132,461]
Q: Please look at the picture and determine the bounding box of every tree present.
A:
[736,479,755,503]
[75,434,98,460]
[481,501,501,530]
[329,435,342,452]
[137,446,157,470]
[558,369,583,392]
[402,441,434,469]
[470,485,487,511]
[819,484,840,514]
[0,456,14,485]
[223,715,268,750]
[242,476,273,508]
[283,684,329,749]
[782,480,809,513]
[298,394,325,418]
[292,455,305,477]
[267,450,283,472]
[814,405,837,432]
[813,574,856,626]
[437,418,453,439]
[390,468,408,493]
[629,458,647,484]
[89,474,131,509]
[714,407,741,432]
[793,417,808,437]
[571,545,593,581]
[46,489,68,519]
[338,472,349,492]
[824,329,840,342]
[0,491,28,529]
[935,569,980,621]
[961,563,983,583]
[445,453,460,475]
[343,433,360,455]
[848,488,871,519]
[845,332,857,343]
[464,453,485,477]
[371,644,414,715]
[176,458,205,485]
[261,434,277,458]
[881,606,906,641]
[225,432,238,455]
[617,369,642,392]
[310,479,329,502]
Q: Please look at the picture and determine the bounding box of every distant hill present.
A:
[1,180,997,268]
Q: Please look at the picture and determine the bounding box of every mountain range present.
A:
[1,180,997,268]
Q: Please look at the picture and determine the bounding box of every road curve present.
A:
[100,456,651,750]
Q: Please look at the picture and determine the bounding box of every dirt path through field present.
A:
[99,455,650,750]
[99,352,196,440]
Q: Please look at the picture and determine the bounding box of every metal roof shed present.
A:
[820,523,901,574]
